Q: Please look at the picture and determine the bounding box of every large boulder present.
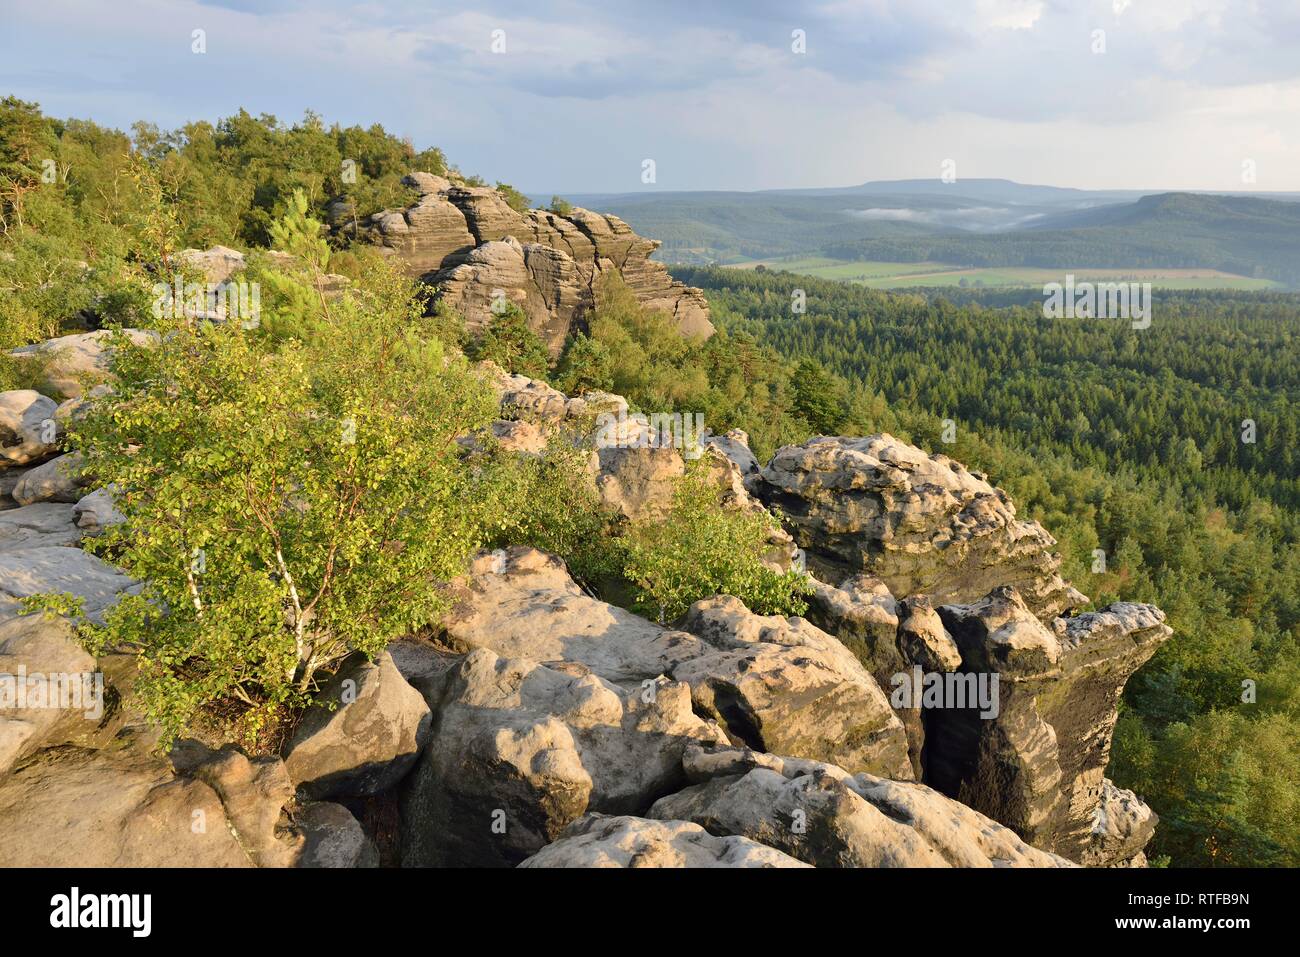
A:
[442,547,711,687]
[283,650,432,799]
[0,545,139,624]
[0,503,83,551]
[7,330,155,398]
[72,486,125,534]
[0,613,100,774]
[649,745,1072,868]
[11,451,87,505]
[177,245,246,283]
[674,596,913,779]
[0,389,59,467]
[399,647,727,867]
[926,588,1171,864]
[758,434,1086,620]
[519,813,809,868]
[0,737,362,867]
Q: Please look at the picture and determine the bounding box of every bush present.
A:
[622,461,811,622]
[554,333,613,394]
[494,182,530,214]
[467,302,550,378]
[69,252,501,747]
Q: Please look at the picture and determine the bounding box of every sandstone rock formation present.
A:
[0,389,59,466]
[649,745,1071,868]
[758,434,1086,620]
[283,650,432,800]
[519,813,810,868]
[400,647,727,866]
[0,544,139,624]
[442,546,909,778]
[348,175,713,353]
[11,451,87,505]
[0,613,98,774]
[673,596,912,779]
[0,333,1173,870]
[926,589,1171,864]
[0,735,371,867]
[7,329,155,399]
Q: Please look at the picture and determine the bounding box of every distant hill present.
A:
[821,192,1300,286]
[547,182,1300,286]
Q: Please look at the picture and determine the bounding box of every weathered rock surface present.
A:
[807,574,971,773]
[519,813,809,868]
[1084,778,1158,867]
[704,428,762,492]
[7,330,155,398]
[674,596,912,779]
[0,613,99,774]
[400,647,726,867]
[926,588,1170,865]
[0,389,59,466]
[348,178,712,353]
[0,544,139,624]
[283,650,432,799]
[178,244,247,284]
[443,547,905,776]
[443,547,709,686]
[0,741,253,867]
[0,736,359,867]
[649,745,1071,868]
[296,800,380,868]
[72,486,125,534]
[758,434,1086,620]
[11,451,87,505]
[0,503,83,551]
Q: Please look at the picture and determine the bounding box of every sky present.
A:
[3,0,1299,193]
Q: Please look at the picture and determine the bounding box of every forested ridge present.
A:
[670,265,1300,866]
[820,192,1300,288]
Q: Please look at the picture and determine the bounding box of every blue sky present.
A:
[3,0,1299,192]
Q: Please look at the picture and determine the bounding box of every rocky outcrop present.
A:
[399,647,726,867]
[758,434,1086,620]
[283,650,432,800]
[7,330,155,399]
[518,813,809,868]
[348,175,712,354]
[0,735,370,867]
[924,589,1170,865]
[673,596,912,779]
[649,745,1071,868]
[442,547,908,777]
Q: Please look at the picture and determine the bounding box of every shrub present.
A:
[622,461,811,622]
[554,332,613,394]
[69,253,501,746]
[467,302,550,378]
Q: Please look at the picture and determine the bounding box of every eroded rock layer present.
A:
[347,175,713,353]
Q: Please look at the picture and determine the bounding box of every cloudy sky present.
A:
[4,0,1299,192]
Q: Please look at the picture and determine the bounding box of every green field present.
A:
[728,257,1283,290]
